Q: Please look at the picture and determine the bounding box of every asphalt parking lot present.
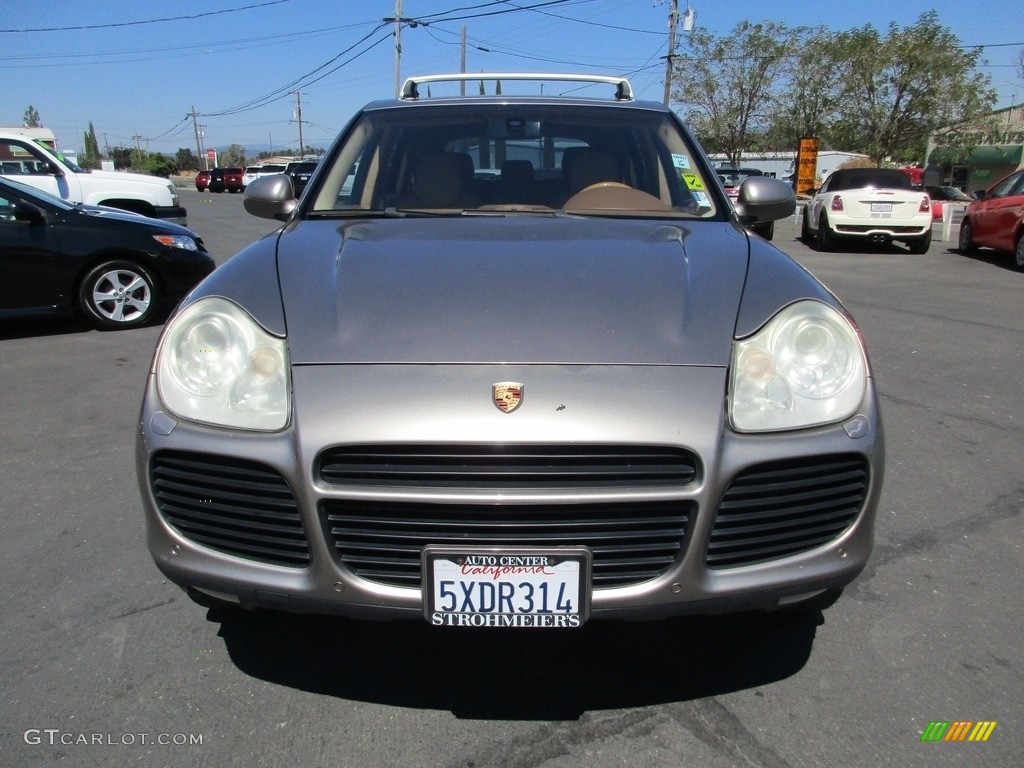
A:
[1,188,1021,767]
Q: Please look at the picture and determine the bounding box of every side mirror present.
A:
[733,176,796,224]
[970,189,985,201]
[243,174,297,221]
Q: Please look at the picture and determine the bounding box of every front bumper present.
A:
[136,364,884,621]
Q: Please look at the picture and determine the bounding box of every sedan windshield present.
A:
[306,104,719,219]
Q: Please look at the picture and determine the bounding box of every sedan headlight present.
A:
[730,300,867,432]
[156,297,290,431]
[153,234,198,251]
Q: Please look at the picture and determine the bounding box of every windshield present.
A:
[0,177,78,211]
[307,104,720,219]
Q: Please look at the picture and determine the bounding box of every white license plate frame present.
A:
[423,545,591,628]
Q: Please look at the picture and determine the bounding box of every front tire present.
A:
[78,260,157,330]
[958,219,977,254]
[1015,233,1024,271]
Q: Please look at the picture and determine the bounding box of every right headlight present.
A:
[729,300,867,432]
[155,297,290,431]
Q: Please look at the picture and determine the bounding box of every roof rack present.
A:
[400,73,634,102]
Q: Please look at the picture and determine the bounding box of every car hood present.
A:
[75,205,198,237]
[276,216,750,366]
[80,168,171,190]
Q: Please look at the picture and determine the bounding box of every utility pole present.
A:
[460,25,467,95]
[132,133,144,167]
[662,0,678,107]
[291,91,305,159]
[391,0,403,98]
[190,106,204,169]
[661,1,695,106]
[383,1,427,98]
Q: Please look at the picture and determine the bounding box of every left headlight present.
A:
[155,297,290,431]
[153,234,198,251]
[729,300,867,432]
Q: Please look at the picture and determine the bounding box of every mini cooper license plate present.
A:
[423,545,591,628]
[870,202,893,213]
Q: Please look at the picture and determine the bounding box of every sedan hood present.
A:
[277,216,750,366]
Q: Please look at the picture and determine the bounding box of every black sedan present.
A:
[0,177,215,330]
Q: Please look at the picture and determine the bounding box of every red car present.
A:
[958,169,1024,270]
[208,167,244,193]
[194,169,211,191]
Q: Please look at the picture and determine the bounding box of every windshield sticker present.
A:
[691,191,711,208]
[672,154,691,170]
[682,172,704,190]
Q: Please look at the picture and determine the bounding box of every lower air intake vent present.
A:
[323,499,692,589]
[150,451,309,567]
[707,454,868,569]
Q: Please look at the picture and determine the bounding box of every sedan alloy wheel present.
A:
[79,260,156,330]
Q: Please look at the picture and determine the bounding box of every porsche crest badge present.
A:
[492,382,523,413]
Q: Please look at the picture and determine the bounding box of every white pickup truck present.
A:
[0,131,187,225]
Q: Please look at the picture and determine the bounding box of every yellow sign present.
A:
[796,137,819,195]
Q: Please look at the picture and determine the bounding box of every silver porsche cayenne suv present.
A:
[136,74,884,628]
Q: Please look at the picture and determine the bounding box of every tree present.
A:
[671,21,797,166]
[217,143,247,167]
[828,11,996,164]
[143,153,178,178]
[23,105,42,127]
[81,122,102,169]
[175,148,200,172]
[764,26,843,151]
[109,146,135,171]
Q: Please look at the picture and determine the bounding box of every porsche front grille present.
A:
[323,498,693,589]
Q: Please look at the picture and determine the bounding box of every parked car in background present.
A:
[137,72,883,627]
[208,167,244,193]
[926,185,971,219]
[257,164,287,178]
[717,167,765,201]
[801,167,932,253]
[958,169,1024,270]
[194,169,211,192]
[241,166,262,189]
[0,131,187,225]
[0,177,214,330]
[284,160,319,198]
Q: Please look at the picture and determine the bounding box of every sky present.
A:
[3,0,1022,158]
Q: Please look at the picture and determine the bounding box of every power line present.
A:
[0,0,295,34]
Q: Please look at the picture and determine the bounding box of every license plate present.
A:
[870,202,892,213]
[423,545,591,628]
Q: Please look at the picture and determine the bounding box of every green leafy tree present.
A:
[175,148,200,172]
[109,146,135,170]
[828,11,996,164]
[23,105,42,127]
[671,21,797,166]
[764,26,843,151]
[81,122,102,169]
[217,143,247,167]
[143,153,178,178]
